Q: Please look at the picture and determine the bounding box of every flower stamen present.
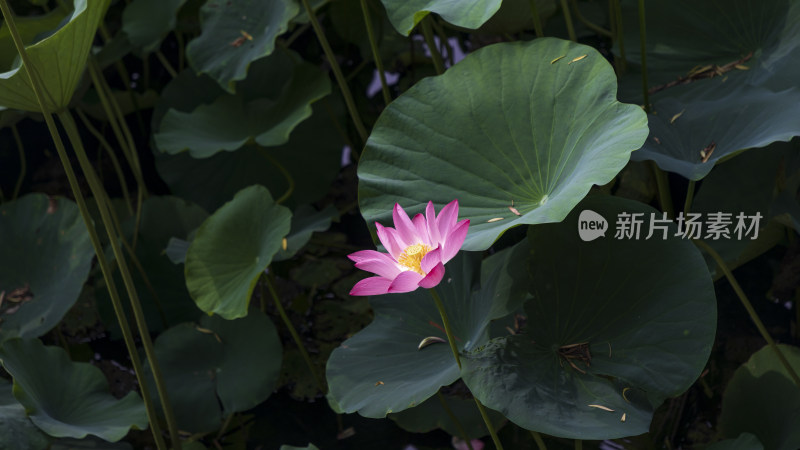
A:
[397,243,431,275]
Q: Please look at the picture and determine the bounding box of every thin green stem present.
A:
[430,18,454,67]
[264,272,326,393]
[559,0,577,41]
[575,439,583,450]
[155,50,178,78]
[683,180,695,217]
[257,147,295,204]
[650,161,673,218]
[75,109,134,215]
[436,392,474,450]
[360,0,391,105]
[300,0,368,143]
[420,17,445,75]
[429,288,504,450]
[636,0,650,111]
[57,110,182,449]
[530,431,547,450]
[10,124,25,200]
[529,0,544,37]
[695,240,800,388]
[570,0,612,37]
[0,3,168,447]
[87,58,146,248]
[612,0,627,73]
[98,24,147,136]
[175,31,185,71]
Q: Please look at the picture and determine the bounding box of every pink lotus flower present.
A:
[348,200,469,296]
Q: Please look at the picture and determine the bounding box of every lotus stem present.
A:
[570,0,612,37]
[650,161,673,218]
[612,0,627,73]
[558,0,577,41]
[436,392,474,450]
[10,124,25,200]
[529,0,544,37]
[263,272,326,394]
[429,288,504,450]
[58,109,183,449]
[300,0,368,143]
[694,240,800,388]
[683,180,696,216]
[531,431,547,449]
[420,16,445,75]
[0,3,171,447]
[636,0,650,111]
[360,0,391,105]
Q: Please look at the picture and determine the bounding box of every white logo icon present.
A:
[578,210,607,241]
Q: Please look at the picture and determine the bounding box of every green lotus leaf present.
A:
[122,0,186,53]
[186,0,299,92]
[619,0,800,179]
[96,196,208,337]
[389,393,505,439]
[185,185,291,319]
[0,194,93,342]
[0,6,68,71]
[0,0,110,112]
[154,101,343,212]
[719,344,800,450]
[380,0,502,35]
[144,311,282,433]
[358,38,648,251]
[0,378,50,450]
[691,143,790,279]
[274,204,338,262]
[461,195,717,439]
[326,248,526,417]
[0,338,147,441]
[154,50,330,158]
[706,433,764,450]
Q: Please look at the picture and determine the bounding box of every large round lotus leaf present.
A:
[0,194,93,342]
[358,38,648,251]
[618,0,800,179]
[0,0,110,111]
[719,344,800,450]
[186,0,299,92]
[0,378,50,450]
[326,248,526,417]
[122,0,186,53]
[460,195,717,439]
[155,50,330,158]
[0,338,147,441]
[154,102,343,212]
[380,0,502,35]
[96,196,208,337]
[691,143,790,279]
[389,393,505,439]
[0,6,68,70]
[144,311,282,433]
[185,185,291,319]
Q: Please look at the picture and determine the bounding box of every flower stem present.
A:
[263,272,326,394]
[611,0,627,73]
[436,392,474,450]
[360,0,391,106]
[683,180,696,216]
[300,0,368,143]
[650,161,673,218]
[428,288,504,450]
[694,240,800,387]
